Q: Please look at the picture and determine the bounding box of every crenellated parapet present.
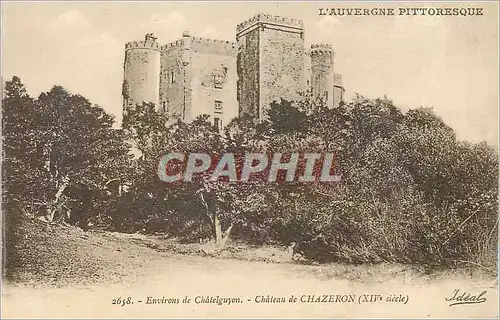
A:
[161,39,187,52]
[191,37,237,56]
[161,35,237,56]
[237,13,304,32]
[125,34,160,52]
[125,40,161,51]
[310,44,334,56]
[236,13,304,38]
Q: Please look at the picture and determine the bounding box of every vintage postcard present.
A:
[1,1,499,318]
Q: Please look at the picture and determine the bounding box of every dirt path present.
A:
[3,219,498,318]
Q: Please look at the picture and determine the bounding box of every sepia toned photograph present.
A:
[1,1,499,318]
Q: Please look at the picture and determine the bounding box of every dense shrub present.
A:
[3,76,497,267]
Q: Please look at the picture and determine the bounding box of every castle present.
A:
[122,13,345,128]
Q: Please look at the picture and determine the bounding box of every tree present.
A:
[33,86,131,223]
[2,76,41,278]
[2,76,42,205]
[150,115,232,247]
[2,77,131,225]
[122,102,170,159]
[265,99,308,135]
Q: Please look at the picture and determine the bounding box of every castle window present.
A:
[162,101,167,113]
[170,71,176,84]
[214,117,222,132]
[213,75,223,89]
[214,100,223,114]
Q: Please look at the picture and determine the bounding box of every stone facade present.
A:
[333,73,345,108]
[236,26,261,119]
[122,14,346,126]
[159,32,238,127]
[237,14,305,121]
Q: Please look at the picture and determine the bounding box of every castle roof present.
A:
[236,13,304,37]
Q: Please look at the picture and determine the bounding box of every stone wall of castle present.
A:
[333,73,345,108]
[189,37,238,126]
[160,33,238,126]
[236,14,305,121]
[236,27,260,119]
[259,25,305,119]
[303,48,312,92]
[159,42,186,119]
[123,14,345,125]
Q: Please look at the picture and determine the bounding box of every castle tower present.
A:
[236,14,305,121]
[160,31,238,126]
[310,44,334,109]
[122,33,161,117]
[333,73,345,108]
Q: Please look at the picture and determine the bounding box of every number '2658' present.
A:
[112,297,133,306]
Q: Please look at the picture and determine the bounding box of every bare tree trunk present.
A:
[198,190,214,229]
[217,223,234,250]
[47,177,69,222]
[213,212,222,243]
[197,188,234,253]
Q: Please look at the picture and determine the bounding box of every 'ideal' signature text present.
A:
[445,289,487,307]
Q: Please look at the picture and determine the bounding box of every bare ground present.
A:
[2,218,499,318]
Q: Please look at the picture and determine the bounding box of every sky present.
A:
[2,1,499,146]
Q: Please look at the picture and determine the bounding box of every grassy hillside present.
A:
[4,217,497,288]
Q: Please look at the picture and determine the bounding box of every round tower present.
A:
[310,44,334,108]
[122,33,161,116]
